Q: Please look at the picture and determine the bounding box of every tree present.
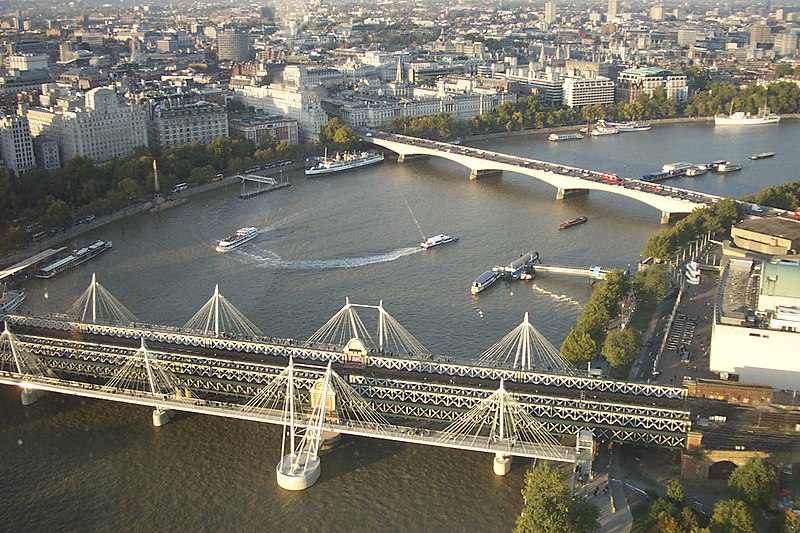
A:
[560,329,597,367]
[515,463,599,533]
[602,328,640,369]
[709,499,754,533]
[775,63,794,77]
[43,198,74,229]
[666,479,686,506]
[728,457,777,508]
[783,509,800,532]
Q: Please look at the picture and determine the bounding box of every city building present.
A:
[33,137,60,170]
[711,259,800,390]
[27,87,148,164]
[731,218,800,256]
[6,53,48,71]
[0,69,52,95]
[217,31,252,62]
[228,116,299,146]
[147,100,229,151]
[562,76,615,107]
[0,114,35,175]
[616,67,688,102]
[545,1,557,24]
[608,0,619,21]
[750,24,773,49]
[283,65,345,88]
[233,84,328,142]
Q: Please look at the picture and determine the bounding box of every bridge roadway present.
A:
[367,132,724,224]
[2,315,691,448]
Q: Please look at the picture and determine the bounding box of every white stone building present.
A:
[233,84,328,142]
[0,114,35,175]
[148,100,229,151]
[26,87,148,164]
[563,76,615,107]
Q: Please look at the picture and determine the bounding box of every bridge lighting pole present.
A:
[91,273,97,324]
[378,300,385,352]
[493,380,513,476]
[213,284,220,338]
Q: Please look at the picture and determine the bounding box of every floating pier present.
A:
[238,173,291,199]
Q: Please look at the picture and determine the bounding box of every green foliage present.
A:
[319,118,360,151]
[649,497,679,524]
[666,479,686,505]
[709,499,754,533]
[560,329,597,366]
[749,179,800,210]
[633,264,670,305]
[392,113,463,140]
[775,63,794,77]
[515,463,599,533]
[602,328,640,369]
[783,509,800,532]
[642,199,743,261]
[728,457,777,508]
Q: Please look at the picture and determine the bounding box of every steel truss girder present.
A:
[5,316,685,400]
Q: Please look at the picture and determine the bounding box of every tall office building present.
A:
[608,0,619,20]
[148,100,228,151]
[545,1,557,24]
[217,30,252,62]
[0,114,35,175]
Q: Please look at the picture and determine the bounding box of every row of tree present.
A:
[741,178,800,212]
[0,120,369,256]
[559,270,631,367]
[515,463,599,533]
[390,81,800,140]
[643,458,798,532]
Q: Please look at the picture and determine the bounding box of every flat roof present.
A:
[0,247,67,281]
[760,261,800,299]
[621,67,682,76]
[737,217,800,240]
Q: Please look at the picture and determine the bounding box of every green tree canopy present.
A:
[560,329,597,366]
[728,457,777,508]
[602,328,640,369]
[709,499,755,533]
[515,463,599,533]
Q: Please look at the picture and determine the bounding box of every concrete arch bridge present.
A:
[367,133,723,224]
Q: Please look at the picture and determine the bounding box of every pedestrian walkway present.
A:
[578,445,632,533]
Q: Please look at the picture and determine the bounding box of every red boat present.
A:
[559,216,588,229]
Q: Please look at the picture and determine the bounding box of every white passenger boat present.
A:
[590,125,619,136]
[0,289,26,313]
[471,271,500,294]
[305,151,384,176]
[420,234,459,250]
[715,106,780,126]
[216,227,259,252]
[35,240,112,279]
[549,132,584,141]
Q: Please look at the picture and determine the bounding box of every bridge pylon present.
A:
[183,284,262,339]
[66,273,137,324]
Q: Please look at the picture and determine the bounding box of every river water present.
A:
[2,121,798,532]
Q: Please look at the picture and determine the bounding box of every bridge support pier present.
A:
[661,211,673,224]
[470,169,502,180]
[276,452,322,491]
[152,408,174,427]
[397,154,428,163]
[556,188,590,200]
[20,388,39,405]
[321,430,342,449]
[493,453,512,476]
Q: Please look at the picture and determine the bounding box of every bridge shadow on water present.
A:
[315,435,407,485]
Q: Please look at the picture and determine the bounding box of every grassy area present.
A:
[629,298,659,335]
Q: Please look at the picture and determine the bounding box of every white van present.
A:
[170,182,188,194]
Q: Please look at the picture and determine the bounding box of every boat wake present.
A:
[529,284,583,308]
[237,246,421,270]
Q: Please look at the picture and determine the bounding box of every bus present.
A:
[170,182,188,194]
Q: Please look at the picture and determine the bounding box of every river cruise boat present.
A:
[715,161,743,173]
[750,152,775,160]
[661,162,693,174]
[420,234,459,250]
[549,132,584,142]
[216,227,259,252]
[471,271,500,294]
[0,289,26,313]
[590,125,619,136]
[601,120,651,132]
[305,150,384,176]
[684,165,709,177]
[559,216,588,229]
[35,240,112,279]
[715,106,780,126]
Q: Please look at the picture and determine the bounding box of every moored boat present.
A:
[305,150,384,176]
[715,161,742,173]
[420,234,459,250]
[662,162,693,173]
[715,105,780,126]
[685,165,709,177]
[471,271,500,294]
[35,240,112,279]
[750,152,775,160]
[549,132,584,142]
[559,216,588,229]
[0,289,26,313]
[605,120,652,132]
[590,125,619,136]
[216,227,259,252]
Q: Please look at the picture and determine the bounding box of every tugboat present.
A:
[559,216,588,229]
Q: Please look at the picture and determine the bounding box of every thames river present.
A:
[2,120,798,532]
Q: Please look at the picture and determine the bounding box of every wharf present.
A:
[239,182,291,199]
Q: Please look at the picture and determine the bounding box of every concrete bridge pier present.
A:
[661,211,674,224]
[152,408,175,426]
[493,453,512,476]
[470,169,503,180]
[556,188,590,200]
[20,388,40,405]
[397,154,428,163]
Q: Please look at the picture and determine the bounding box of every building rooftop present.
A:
[738,217,800,240]
[760,261,800,299]
[620,67,683,76]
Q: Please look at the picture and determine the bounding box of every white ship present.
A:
[0,289,26,313]
[715,106,780,126]
[549,132,584,141]
[216,227,259,252]
[420,234,459,250]
[305,151,384,176]
[471,271,500,294]
[590,125,619,136]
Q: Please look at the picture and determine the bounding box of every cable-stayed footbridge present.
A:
[367,132,724,224]
[0,277,691,490]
